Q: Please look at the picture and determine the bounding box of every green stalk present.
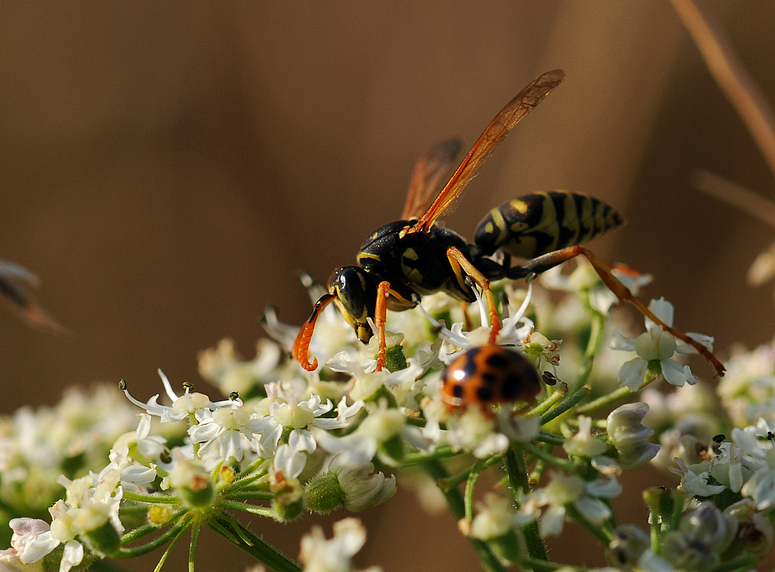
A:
[219,499,275,517]
[710,555,759,572]
[189,522,200,572]
[464,459,487,522]
[576,386,630,415]
[224,490,275,501]
[116,514,193,558]
[438,455,502,492]
[564,504,611,545]
[568,307,605,395]
[210,512,302,572]
[517,441,575,472]
[541,386,590,425]
[423,459,507,572]
[504,446,547,562]
[122,491,180,505]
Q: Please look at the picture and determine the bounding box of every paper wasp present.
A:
[292,69,725,377]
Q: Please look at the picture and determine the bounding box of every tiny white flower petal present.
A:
[120,464,157,485]
[660,359,687,387]
[574,496,611,524]
[618,357,647,391]
[609,329,636,351]
[676,332,714,355]
[59,540,84,572]
[539,505,565,537]
[645,298,674,330]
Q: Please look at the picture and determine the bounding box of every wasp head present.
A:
[329,266,377,343]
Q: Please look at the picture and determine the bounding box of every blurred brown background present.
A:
[2,2,775,570]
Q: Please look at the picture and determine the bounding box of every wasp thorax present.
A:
[329,266,378,343]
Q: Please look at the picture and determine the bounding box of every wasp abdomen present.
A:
[474,191,623,259]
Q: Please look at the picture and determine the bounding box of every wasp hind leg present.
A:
[446,247,502,345]
[508,245,726,377]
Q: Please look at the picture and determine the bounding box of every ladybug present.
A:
[441,345,542,410]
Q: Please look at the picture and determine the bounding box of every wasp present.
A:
[292,69,725,377]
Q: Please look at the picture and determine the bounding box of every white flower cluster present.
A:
[2,263,773,572]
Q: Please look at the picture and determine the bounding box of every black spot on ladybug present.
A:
[476,385,494,401]
[501,374,524,399]
[481,371,498,385]
[486,353,508,369]
[452,384,464,398]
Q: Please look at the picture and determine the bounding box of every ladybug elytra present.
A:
[441,345,542,410]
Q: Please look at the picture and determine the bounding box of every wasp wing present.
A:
[402,138,463,220]
[409,69,565,234]
[0,259,63,332]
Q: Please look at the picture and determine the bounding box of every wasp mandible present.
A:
[292,69,725,377]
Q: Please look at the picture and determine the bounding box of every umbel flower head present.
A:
[610,298,713,390]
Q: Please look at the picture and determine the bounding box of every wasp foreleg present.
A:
[293,293,336,372]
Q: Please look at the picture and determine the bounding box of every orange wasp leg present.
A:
[510,245,726,377]
[374,281,415,372]
[446,247,502,345]
[292,293,336,372]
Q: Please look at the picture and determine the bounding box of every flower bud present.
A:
[607,403,659,470]
[305,472,345,514]
[169,457,214,508]
[83,520,121,556]
[606,524,650,567]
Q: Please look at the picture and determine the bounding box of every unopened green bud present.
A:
[84,520,121,556]
[305,472,345,514]
[384,345,407,372]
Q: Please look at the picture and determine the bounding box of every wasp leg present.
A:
[509,245,726,377]
[374,281,416,371]
[293,293,336,371]
[446,247,501,344]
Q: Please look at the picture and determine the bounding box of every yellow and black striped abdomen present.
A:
[474,191,623,259]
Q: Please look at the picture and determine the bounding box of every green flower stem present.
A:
[464,459,487,522]
[512,554,570,572]
[576,386,631,415]
[189,522,200,572]
[153,520,189,572]
[116,514,193,558]
[541,386,591,425]
[121,514,184,546]
[518,441,575,472]
[402,445,458,466]
[221,465,270,494]
[423,459,507,572]
[710,555,759,572]
[210,512,302,572]
[122,491,180,505]
[577,370,660,416]
[536,431,565,446]
[564,503,611,545]
[226,490,275,501]
[438,455,502,492]
[219,499,275,517]
[504,445,547,562]
[528,443,554,485]
[569,306,605,395]
[527,390,564,417]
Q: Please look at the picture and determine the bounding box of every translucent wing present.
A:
[409,69,565,234]
[0,259,63,331]
[402,138,463,220]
